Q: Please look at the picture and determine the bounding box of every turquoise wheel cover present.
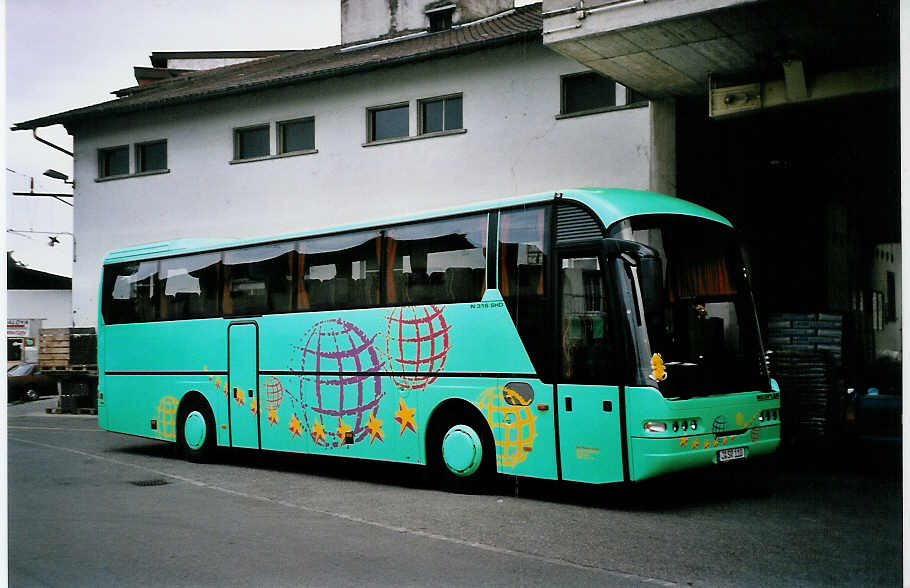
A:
[442,425,483,477]
[184,410,207,450]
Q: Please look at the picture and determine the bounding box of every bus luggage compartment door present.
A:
[228,322,260,449]
[557,384,623,483]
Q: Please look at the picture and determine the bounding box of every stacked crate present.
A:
[38,327,96,372]
[766,313,843,446]
[38,328,72,371]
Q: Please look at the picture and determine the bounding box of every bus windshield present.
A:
[611,216,769,398]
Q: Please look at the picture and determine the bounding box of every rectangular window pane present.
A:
[371,105,409,141]
[560,255,614,384]
[99,147,128,177]
[385,214,487,305]
[626,86,647,105]
[280,119,315,153]
[500,207,551,377]
[236,126,270,159]
[137,141,167,172]
[563,72,616,114]
[422,99,444,134]
[297,231,381,311]
[444,96,462,130]
[223,243,294,316]
[102,260,159,324]
[158,253,221,320]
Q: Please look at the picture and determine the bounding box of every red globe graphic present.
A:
[296,318,384,448]
[386,305,451,392]
[264,376,284,410]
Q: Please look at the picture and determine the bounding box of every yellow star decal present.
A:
[235,388,245,406]
[713,439,720,448]
[267,406,279,426]
[250,398,258,416]
[691,439,699,450]
[289,413,303,438]
[366,412,384,444]
[215,376,222,389]
[394,398,417,435]
[679,437,689,447]
[312,419,326,444]
[703,440,711,449]
[336,417,351,442]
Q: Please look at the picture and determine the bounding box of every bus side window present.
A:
[385,213,487,306]
[223,243,294,316]
[499,207,552,379]
[157,253,221,321]
[102,260,159,324]
[297,231,381,311]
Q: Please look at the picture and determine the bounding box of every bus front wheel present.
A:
[177,399,215,463]
[428,409,495,493]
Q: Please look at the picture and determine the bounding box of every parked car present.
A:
[7,363,58,401]
[844,357,902,444]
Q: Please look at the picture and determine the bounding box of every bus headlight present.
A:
[644,421,667,433]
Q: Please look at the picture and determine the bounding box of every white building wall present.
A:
[872,243,901,359]
[8,290,72,327]
[70,41,652,326]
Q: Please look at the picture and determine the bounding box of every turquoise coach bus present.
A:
[97,188,781,489]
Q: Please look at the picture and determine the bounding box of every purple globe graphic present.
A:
[295,318,384,448]
[386,305,451,392]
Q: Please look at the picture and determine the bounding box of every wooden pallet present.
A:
[46,407,97,415]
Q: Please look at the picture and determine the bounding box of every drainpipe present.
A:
[32,129,74,157]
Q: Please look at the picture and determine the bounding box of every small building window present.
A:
[136,140,167,172]
[419,94,462,134]
[626,87,648,105]
[234,125,270,160]
[368,103,409,142]
[278,118,315,154]
[561,72,617,115]
[98,146,129,178]
[427,5,455,32]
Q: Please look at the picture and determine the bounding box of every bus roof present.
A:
[103,187,731,263]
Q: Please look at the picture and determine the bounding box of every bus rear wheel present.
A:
[428,410,495,493]
[177,399,215,463]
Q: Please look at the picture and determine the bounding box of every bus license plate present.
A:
[718,447,746,463]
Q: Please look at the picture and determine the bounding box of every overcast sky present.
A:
[4,0,536,277]
[5,0,341,276]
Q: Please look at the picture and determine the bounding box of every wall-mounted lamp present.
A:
[43,169,74,185]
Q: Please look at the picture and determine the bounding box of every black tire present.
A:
[177,398,216,463]
[427,407,496,494]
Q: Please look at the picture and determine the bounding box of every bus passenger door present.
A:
[228,322,260,449]
[555,252,624,484]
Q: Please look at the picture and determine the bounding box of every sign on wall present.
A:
[7,319,31,337]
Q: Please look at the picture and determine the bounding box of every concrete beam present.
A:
[710,64,898,118]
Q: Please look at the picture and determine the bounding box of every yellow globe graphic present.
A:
[157,396,178,440]
[475,387,536,468]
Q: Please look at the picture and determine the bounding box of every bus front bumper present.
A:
[629,424,780,481]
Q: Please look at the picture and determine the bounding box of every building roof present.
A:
[103,187,731,264]
[12,4,542,131]
[7,253,72,290]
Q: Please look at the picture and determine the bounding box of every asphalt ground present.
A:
[7,398,903,587]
